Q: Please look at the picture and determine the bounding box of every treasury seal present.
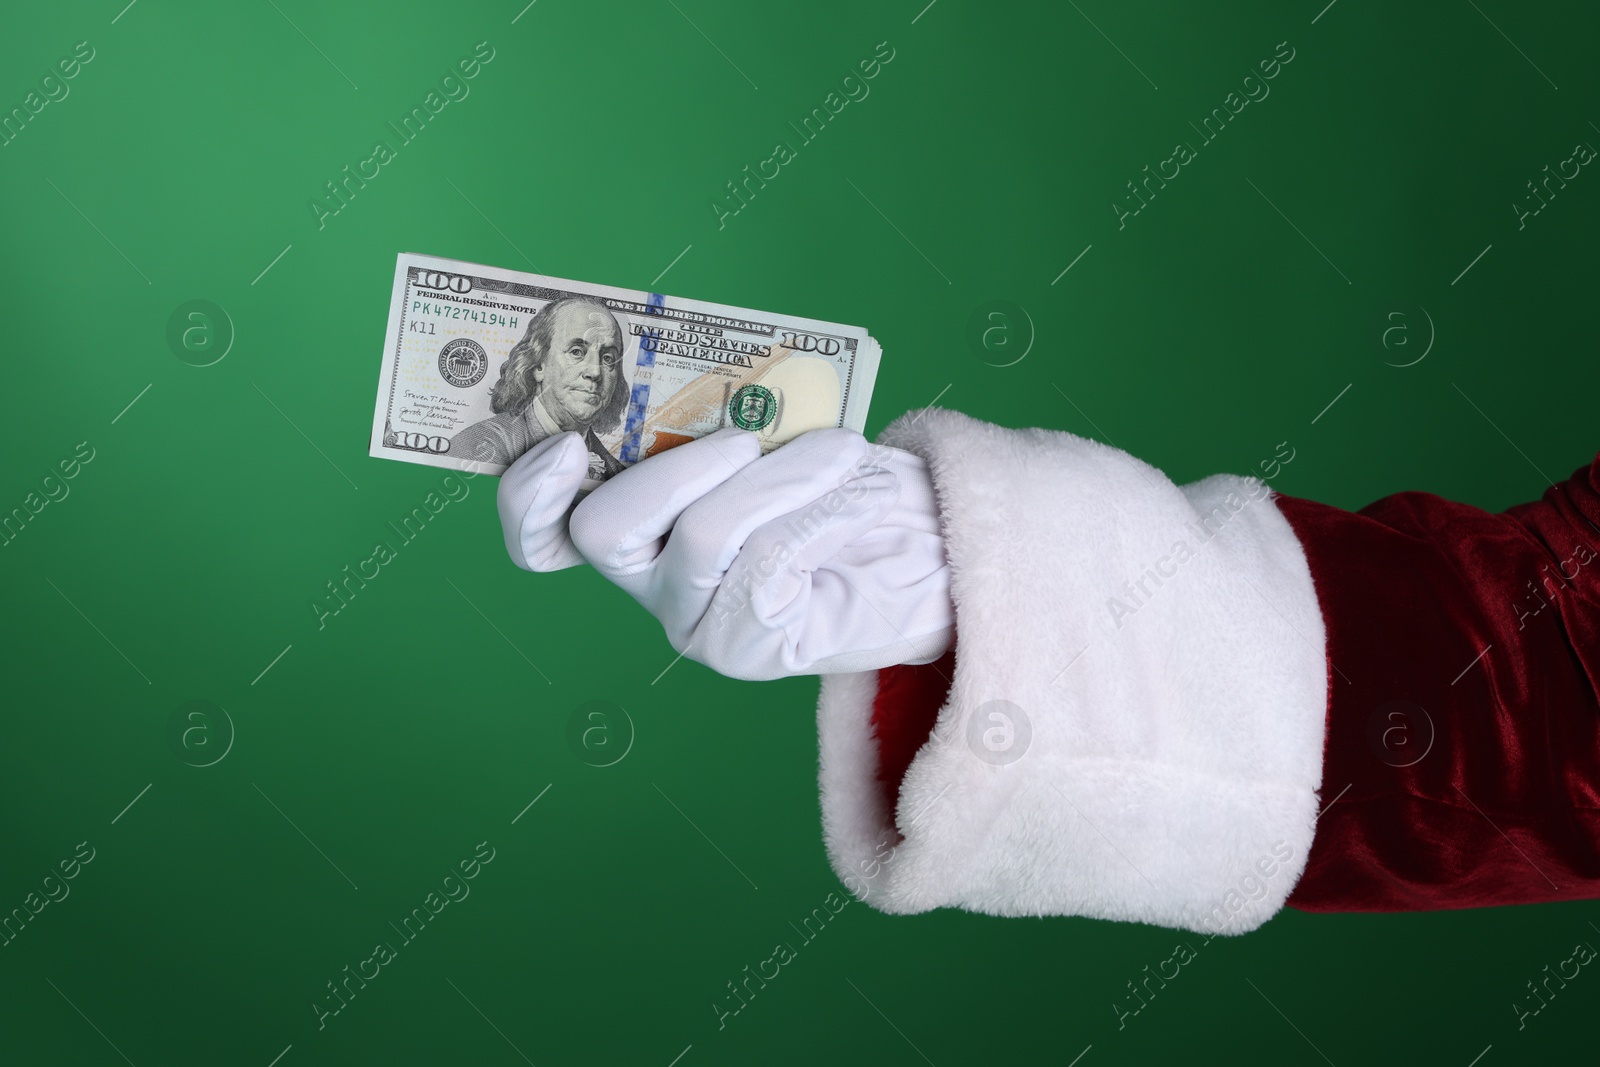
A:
[438,338,488,388]
[729,383,777,431]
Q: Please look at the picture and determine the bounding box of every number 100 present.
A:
[393,432,449,453]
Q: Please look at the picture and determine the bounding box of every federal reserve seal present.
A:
[438,338,488,388]
[729,383,777,432]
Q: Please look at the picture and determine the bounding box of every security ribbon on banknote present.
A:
[369,253,881,488]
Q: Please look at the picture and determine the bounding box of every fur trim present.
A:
[817,410,1328,934]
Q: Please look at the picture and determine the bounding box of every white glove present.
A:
[496,426,954,680]
[496,431,592,572]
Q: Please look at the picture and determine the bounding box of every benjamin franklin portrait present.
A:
[449,296,630,479]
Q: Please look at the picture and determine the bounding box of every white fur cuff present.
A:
[816,409,1328,934]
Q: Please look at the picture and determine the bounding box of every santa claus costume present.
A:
[818,409,1600,934]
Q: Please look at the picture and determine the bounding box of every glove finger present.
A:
[651,428,872,636]
[497,432,589,571]
[569,427,761,582]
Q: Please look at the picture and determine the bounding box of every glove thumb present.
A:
[497,432,590,571]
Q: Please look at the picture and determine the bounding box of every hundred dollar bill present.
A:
[370,253,881,488]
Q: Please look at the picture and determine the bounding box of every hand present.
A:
[496,431,592,572]
[496,426,954,680]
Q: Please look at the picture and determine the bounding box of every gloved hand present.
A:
[496,431,592,572]
[496,426,954,680]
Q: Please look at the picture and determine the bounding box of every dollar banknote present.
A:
[369,253,881,488]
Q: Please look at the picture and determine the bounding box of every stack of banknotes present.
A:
[369,253,881,489]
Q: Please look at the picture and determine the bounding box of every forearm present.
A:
[820,409,1600,930]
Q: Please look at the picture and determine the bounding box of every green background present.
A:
[2,0,1597,1063]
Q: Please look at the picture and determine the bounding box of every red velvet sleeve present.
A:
[1278,451,1600,912]
[871,647,956,840]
